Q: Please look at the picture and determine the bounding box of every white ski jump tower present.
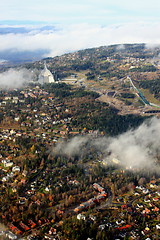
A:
[40,62,55,84]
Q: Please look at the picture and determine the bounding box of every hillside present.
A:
[0,44,160,240]
[24,43,160,116]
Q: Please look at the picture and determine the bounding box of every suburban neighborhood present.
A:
[0,44,160,239]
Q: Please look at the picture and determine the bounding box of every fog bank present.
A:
[0,68,35,89]
[52,117,160,171]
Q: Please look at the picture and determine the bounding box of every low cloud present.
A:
[53,117,160,172]
[55,136,90,156]
[0,22,160,59]
[0,68,35,89]
[106,117,160,169]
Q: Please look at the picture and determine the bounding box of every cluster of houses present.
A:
[73,178,160,239]
[0,219,53,240]
[1,158,20,182]
[0,86,79,141]
[0,83,160,239]
[8,219,47,236]
[74,183,107,213]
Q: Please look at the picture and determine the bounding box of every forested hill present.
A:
[24,43,160,102]
[28,43,160,71]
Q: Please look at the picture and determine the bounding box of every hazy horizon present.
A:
[0,0,160,61]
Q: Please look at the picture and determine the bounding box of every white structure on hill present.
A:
[39,63,55,84]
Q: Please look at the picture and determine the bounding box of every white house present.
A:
[77,214,86,220]
[3,160,13,168]
[12,166,20,172]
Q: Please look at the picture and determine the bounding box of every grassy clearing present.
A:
[140,88,160,104]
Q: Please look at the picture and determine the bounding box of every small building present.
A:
[12,166,20,172]
[2,176,9,182]
[156,224,160,230]
[77,214,86,220]
[6,231,17,240]
[3,160,13,168]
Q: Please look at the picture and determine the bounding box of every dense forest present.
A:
[139,79,160,99]
[42,83,146,136]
